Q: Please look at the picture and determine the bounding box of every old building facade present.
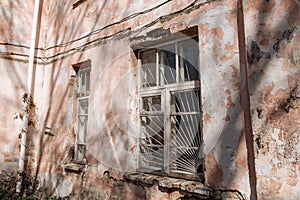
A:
[0,0,299,199]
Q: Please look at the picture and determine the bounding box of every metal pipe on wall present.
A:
[16,0,42,193]
[237,0,258,200]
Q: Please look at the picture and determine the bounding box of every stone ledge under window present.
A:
[64,163,85,173]
[124,172,213,198]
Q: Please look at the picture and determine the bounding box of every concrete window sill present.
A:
[64,163,85,173]
[124,172,213,198]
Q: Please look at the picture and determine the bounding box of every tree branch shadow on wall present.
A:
[1,0,299,198]
[27,0,300,199]
[28,0,128,197]
[207,1,299,199]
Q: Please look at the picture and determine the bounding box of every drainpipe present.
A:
[16,0,42,193]
[237,0,258,200]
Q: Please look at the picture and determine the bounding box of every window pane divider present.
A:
[140,81,200,94]
[77,96,89,100]
[142,144,164,147]
[140,112,164,116]
[170,146,199,149]
[164,89,170,173]
[140,88,163,96]
[138,56,142,90]
[156,50,159,86]
[170,112,201,115]
[138,55,143,170]
[175,42,179,83]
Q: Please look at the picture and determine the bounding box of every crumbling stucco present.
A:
[0,0,299,199]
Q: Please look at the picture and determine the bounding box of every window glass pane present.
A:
[140,115,164,169]
[170,113,201,174]
[171,89,200,113]
[77,75,81,94]
[78,69,90,96]
[77,98,88,160]
[78,115,87,143]
[141,115,164,138]
[142,96,161,112]
[78,99,89,115]
[178,38,199,82]
[170,145,202,175]
[160,45,176,85]
[140,144,164,169]
[170,114,201,147]
[81,71,86,93]
[86,70,90,92]
[76,144,86,161]
[141,49,157,87]
[170,88,202,175]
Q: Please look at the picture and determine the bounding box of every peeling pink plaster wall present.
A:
[0,0,299,199]
[35,0,251,198]
[244,0,300,199]
[0,0,46,174]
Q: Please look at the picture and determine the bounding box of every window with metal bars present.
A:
[138,35,204,180]
[73,61,91,164]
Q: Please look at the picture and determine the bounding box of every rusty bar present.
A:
[237,0,258,200]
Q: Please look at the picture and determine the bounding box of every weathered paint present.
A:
[243,0,300,199]
[0,0,299,199]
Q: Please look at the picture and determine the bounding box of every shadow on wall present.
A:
[0,0,29,121]
[211,0,300,198]
[0,0,299,198]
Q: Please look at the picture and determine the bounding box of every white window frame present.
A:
[137,35,203,180]
[73,61,91,164]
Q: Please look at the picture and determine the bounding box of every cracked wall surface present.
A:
[0,0,299,199]
[244,0,300,199]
